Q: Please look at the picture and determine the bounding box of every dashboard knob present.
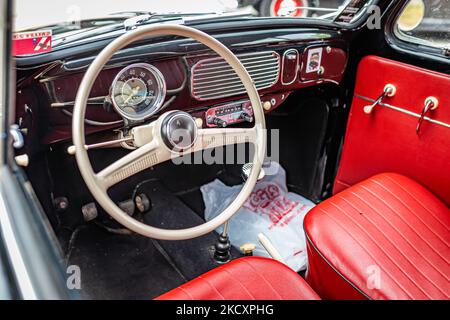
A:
[240,112,253,123]
[195,117,204,128]
[263,101,272,111]
[211,117,227,128]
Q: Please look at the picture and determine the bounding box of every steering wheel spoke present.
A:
[96,139,171,189]
[72,25,266,240]
[192,127,257,153]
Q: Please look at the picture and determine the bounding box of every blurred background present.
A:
[13,0,449,47]
[14,0,344,30]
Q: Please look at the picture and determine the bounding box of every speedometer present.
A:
[111,63,166,121]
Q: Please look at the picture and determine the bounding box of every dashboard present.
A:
[15,27,348,146]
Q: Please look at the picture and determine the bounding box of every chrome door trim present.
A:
[356,95,450,129]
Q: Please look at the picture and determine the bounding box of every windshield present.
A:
[14,0,369,32]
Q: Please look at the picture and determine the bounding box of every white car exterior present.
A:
[14,0,239,31]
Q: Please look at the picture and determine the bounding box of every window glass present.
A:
[14,0,371,32]
[395,0,450,49]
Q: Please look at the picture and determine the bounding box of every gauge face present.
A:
[111,63,166,121]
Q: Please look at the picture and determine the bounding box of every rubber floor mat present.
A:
[141,180,242,280]
[66,180,241,299]
[66,224,186,300]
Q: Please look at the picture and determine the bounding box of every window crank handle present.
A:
[416,97,439,135]
[364,84,396,114]
[364,94,386,114]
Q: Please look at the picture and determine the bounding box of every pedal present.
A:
[53,196,69,213]
[118,199,135,217]
[82,202,98,222]
[135,193,151,213]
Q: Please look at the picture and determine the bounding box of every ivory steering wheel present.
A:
[72,25,266,240]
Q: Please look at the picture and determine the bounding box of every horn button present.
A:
[161,111,198,152]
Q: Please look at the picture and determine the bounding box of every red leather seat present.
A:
[156,257,320,300]
[304,173,450,300]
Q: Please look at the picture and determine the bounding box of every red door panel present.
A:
[334,55,450,206]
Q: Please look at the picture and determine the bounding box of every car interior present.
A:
[8,0,450,300]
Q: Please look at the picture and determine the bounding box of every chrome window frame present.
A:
[385,0,450,63]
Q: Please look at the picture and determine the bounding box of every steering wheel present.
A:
[72,25,266,240]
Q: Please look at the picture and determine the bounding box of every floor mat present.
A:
[66,180,241,299]
[66,225,186,300]
[141,180,242,280]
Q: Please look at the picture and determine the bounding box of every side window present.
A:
[395,0,450,50]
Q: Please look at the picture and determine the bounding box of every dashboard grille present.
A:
[191,51,280,101]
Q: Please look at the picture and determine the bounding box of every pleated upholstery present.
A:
[304,173,450,300]
[156,257,320,300]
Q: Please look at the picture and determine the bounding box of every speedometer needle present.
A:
[124,86,141,104]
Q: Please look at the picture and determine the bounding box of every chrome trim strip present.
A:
[191,51,280,101]
[51,96,107,108]
[193,66,278,82]
[193,69,278,87]
[199,54,276,67]
[0,193,37,299]
[193,75,276,93]
[356,95,450,129]
[193,63,279,77]
[195,80,276,99]
[194,59,278,73]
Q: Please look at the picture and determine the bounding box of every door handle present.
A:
[9,124,25,149]
[364,84,396,114]
[416,97,438,135]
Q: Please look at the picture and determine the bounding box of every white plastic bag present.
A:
[201,162,315,271]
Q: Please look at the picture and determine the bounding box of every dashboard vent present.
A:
[191,51,280,101]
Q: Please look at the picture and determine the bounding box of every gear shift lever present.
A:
[213,221,231,263]
[213,162,266,263]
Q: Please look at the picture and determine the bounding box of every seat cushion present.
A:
[304,173,450,300]
[156,257,320,300]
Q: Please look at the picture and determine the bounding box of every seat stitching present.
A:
[222,268,255,300]
[383,175,450,231]
[240,259,283,299]
[319,206,416,299]
[361,182,450,258]
[178,286,195,300]
[198,275,225,300]
[330,200,433,299]
[341,193,449,297]
[372,176,450,236]
[347,191,450,279]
